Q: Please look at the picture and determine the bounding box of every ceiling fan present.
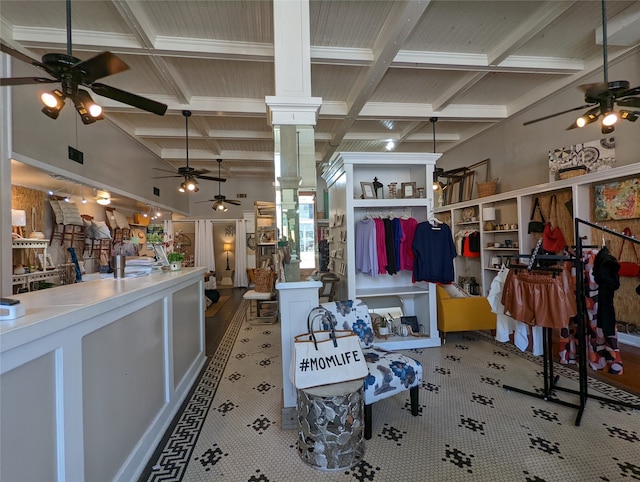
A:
[196,159,241,212]
[523,0,639,133]
[0,0,167,124]
[151,110,226,192]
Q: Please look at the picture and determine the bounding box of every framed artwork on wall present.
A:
[594,177,640,221]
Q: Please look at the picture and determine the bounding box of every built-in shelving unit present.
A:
[435,163,640,348]
[322,152,441,350]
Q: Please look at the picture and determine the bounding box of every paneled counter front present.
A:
[0,267,207,482]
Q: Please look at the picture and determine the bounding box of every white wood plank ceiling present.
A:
[2,0,639,182]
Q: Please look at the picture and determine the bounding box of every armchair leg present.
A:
[410,386,419,416]
[364,403,372,440]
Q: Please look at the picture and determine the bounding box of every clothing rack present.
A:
[502,220,640,425]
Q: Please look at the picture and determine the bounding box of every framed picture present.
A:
[360,181,376,199]
[594,177,640,221]
[401,182,416,199]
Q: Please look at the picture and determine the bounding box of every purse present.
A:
[528,197,546,233]
[542,195,566,252]
[617,227,640,277]
[292,307,368,390]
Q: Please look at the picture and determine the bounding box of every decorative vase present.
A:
[169,261,182,271]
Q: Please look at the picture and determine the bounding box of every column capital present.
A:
[265,96,322,126]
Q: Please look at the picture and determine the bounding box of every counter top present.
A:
[1,267,205,353]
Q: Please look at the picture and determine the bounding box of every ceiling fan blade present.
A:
[620,86,640,97]
[195,199,217,203]
[523,104,596,126]
[73,52,129,84]
[0,43,56,77]
[226,200,242,206]
[150,175,182,179]
[617,97,640,108]
[90,82,168,115]
[1,76,57,86]
[196,174,226,182]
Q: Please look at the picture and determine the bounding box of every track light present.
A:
[41,89,65,119]
[74,89,103,125]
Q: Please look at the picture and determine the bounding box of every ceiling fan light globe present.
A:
[88,103,103,118]
[178,182,186,193]
[602,112,618,126]
[576,117,587,128]
[41,90,64,108]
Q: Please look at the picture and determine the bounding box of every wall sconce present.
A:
[482,207,496,231]
[223,243,232,270]
[11,209,27,238]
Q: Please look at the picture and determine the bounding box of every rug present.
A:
[141,303,640,482]
[204,295,230,318]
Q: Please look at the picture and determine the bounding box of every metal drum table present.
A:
[297,379,365,471]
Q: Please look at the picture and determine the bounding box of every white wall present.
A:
[437,50,640,193]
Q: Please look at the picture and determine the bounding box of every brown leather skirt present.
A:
[501,268,576,328]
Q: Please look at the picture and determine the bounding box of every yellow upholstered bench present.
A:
[436,284,496,343]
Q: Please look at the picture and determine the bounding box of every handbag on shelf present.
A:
[617,227,640,277]
[527,197,546,233]
[292,307,368,390]
[542,195,566,252]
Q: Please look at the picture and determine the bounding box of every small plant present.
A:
[379,316,388,328]
[167,252,184,263]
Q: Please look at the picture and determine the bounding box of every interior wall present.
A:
[437,50,640,195]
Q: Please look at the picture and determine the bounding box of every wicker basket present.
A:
[254,268,275,292]
[559,166,587,180]
[477,179,498,197]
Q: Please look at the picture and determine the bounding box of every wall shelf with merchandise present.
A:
[323,152,442,350]
[434,162,640,348]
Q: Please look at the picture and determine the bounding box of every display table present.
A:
[0,267,206,482]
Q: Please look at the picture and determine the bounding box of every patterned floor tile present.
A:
[142,305,640,482]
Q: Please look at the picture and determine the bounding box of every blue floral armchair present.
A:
[318,300,422,439]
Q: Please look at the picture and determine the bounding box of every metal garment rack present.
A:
[503,218,640,425]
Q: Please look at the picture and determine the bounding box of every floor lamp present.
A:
[221,243,233,286]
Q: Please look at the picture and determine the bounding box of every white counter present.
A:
[0,268,207,482]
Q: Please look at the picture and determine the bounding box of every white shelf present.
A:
[484,247,519,251]
[357,285,429,298]
[374,335,441,350]
[353,198,429,208]
[484,229,519,234]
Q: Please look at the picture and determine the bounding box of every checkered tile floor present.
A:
[141,302,640,481]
